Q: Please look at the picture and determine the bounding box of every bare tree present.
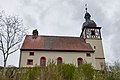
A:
[0,11,26,68]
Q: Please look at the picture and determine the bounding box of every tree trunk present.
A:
[4,59,6,67]
[3,59,7,76]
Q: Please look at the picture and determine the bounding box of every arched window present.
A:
[57,57,62,65]
[77,57,83,66]
[40,57,46,67]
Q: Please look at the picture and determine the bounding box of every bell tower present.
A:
[80,6,105,70]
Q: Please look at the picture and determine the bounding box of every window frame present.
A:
[86,53,91,57]
[94,46,96,49]
[77,57,83,66]
[27,59,33,65]
[29,52,34,56]
[57,57,63,65]
[40,57,46,67]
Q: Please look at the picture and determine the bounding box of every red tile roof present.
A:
[21,35,94,52]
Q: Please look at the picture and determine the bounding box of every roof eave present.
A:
[20,49,94,52]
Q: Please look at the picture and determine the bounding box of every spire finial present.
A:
[85,4,87,13]
[84,4,91,21]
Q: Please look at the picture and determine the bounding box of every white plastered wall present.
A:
[20,51,96,68]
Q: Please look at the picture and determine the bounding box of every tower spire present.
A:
[82,4,96,28]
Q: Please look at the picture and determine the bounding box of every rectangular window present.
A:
[94,46,96,49]
[86,53,91,57]
[27,59,33,65]
[29,52,34,56]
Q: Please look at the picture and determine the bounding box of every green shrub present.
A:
[58,64,76,80]
[0,61,120,80]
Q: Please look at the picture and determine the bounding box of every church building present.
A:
[19,8,105,70]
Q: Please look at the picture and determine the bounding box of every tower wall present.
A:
[86,39,105,70]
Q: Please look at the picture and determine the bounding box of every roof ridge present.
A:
[26,35,82,38]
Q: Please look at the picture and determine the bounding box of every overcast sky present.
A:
[0,0,120,67]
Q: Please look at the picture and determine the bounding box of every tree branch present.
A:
[0,11,26,67]
[8,47,19,55]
